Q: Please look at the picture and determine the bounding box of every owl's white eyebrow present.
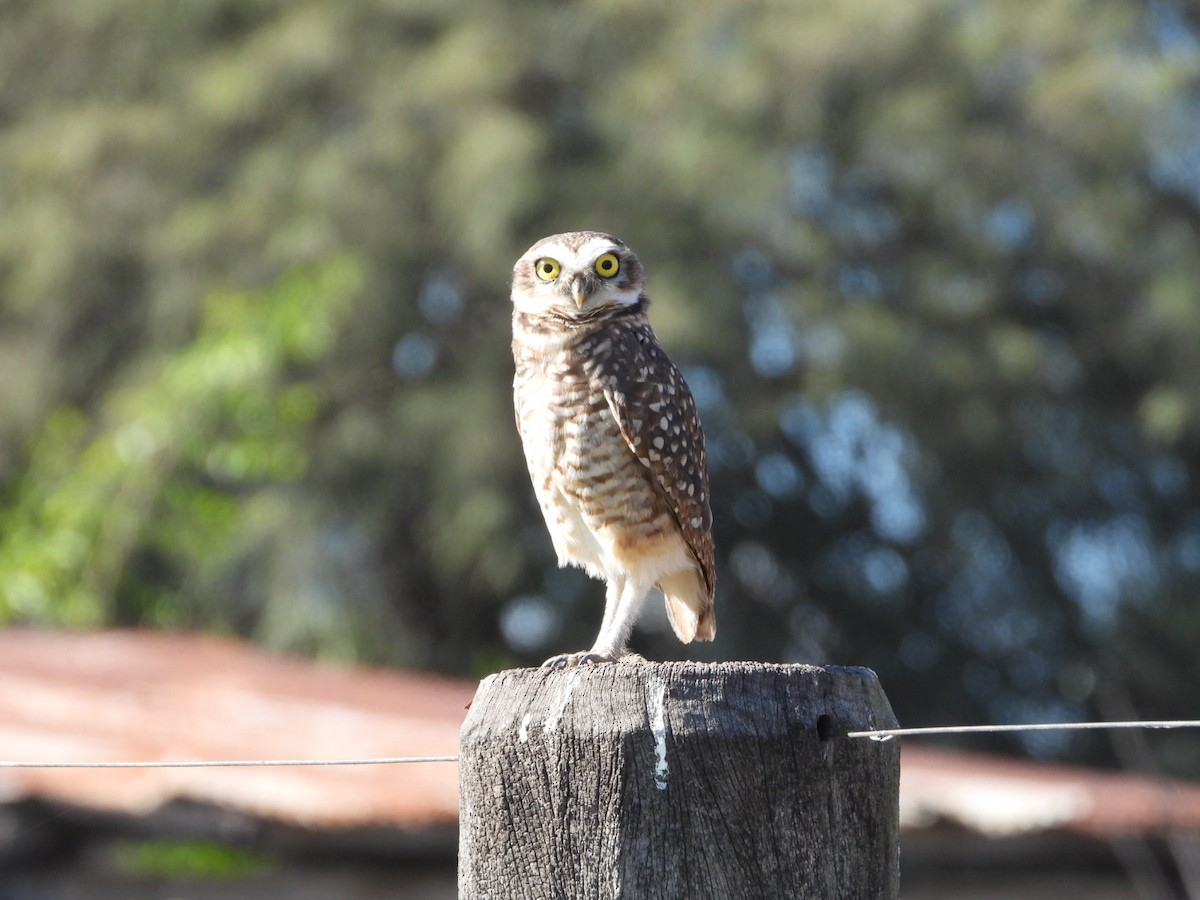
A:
[529,242,571,262]
[575,236,621,260]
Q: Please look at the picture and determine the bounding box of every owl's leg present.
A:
[586,576,648,661]
[542,573,637,668]
[595,572,625,644]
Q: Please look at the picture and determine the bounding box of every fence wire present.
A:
[2,720,1199,768]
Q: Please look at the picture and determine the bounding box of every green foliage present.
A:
[0,259,360,627]
[1,0,1200,773]
[113,838,271,879]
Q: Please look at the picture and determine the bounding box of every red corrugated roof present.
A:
[0,629,472,829]
[1,629,1198,845]
[901,743,1200,838]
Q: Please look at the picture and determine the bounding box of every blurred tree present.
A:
[1,0,1199,773]
[0,260,360,638]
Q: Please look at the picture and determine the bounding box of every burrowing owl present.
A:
[511,231,715,667]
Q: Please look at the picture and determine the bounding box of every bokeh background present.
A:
[2,0,1199,778]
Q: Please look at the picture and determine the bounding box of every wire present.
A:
[847,720,1200,741]
[0,755,459,769]
[1,721,1198,767]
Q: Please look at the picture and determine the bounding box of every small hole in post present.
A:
[816,714,836,742]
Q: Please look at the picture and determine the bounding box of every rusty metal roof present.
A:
[1,629,1198,846]
[0,629,472,831]
[901,743,1200,839]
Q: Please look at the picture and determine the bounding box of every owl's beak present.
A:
[571,277,589,309]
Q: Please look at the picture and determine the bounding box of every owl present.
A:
[511,231,715,667]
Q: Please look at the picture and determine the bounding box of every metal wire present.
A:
[1,721,1198,767]
[847,720,1200,741]
[0,755,459,769]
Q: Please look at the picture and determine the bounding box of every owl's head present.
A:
[511,231,645,320]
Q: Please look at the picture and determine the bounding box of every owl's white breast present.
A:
[514,357,603,576]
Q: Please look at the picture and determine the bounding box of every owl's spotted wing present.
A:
[602,322,715,598]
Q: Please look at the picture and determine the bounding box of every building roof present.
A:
[901,743,1200,838]
[1,628,1197,850]
[0,629,471,835]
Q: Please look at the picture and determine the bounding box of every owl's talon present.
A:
[540,651,616,668]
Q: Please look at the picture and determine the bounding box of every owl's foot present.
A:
[540,650,616,669]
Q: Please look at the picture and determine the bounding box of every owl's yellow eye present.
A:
[594,252,620,278]
[534,258,561,281]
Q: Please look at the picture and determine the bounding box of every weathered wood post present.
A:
[458,661,900,899]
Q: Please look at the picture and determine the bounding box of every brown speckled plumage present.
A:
[511,231,715,667]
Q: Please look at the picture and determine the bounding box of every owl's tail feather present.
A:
[659,569,716,643]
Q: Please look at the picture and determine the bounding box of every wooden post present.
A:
[458,661,900,899]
